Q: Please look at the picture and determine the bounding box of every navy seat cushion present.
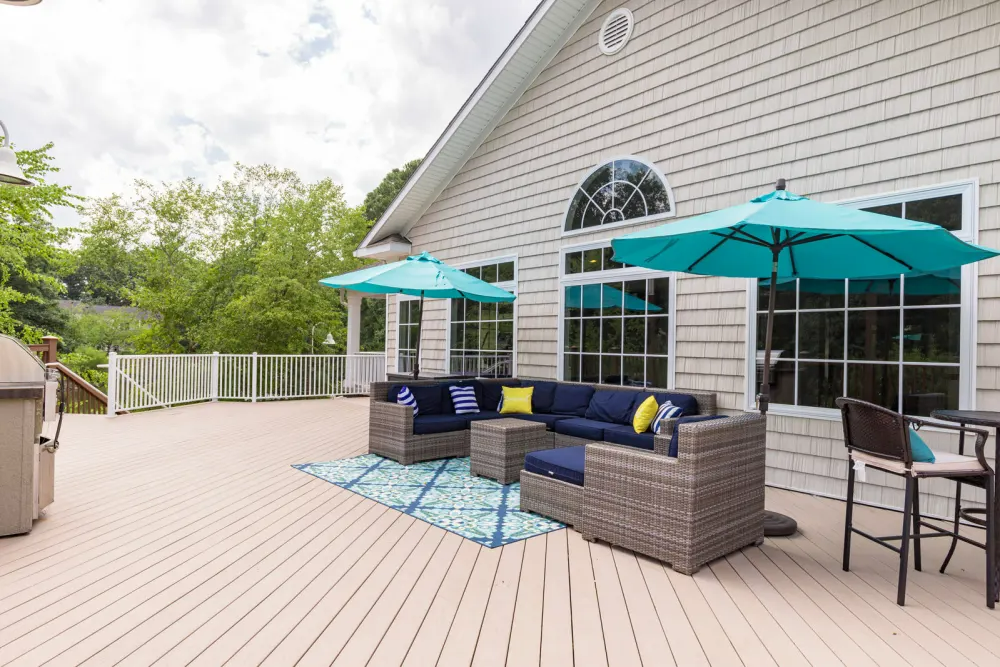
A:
[520,380,558,413]
[443,380,484,413]
[524,446,586,487]
[585,390,639,425]
[481,381,520,412]
[551,384,595,417]
[554,418,610,441]
[464,411,502,423]
[407,384,445,416]
[508,413,572,430]
[412,414,469,435]
[602,424,656,451]
[669,415,728,457]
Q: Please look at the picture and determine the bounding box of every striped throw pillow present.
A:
[449,385,480,414]
[651,401,684,435]
[397,386,419,416]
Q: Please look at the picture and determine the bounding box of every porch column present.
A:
[345,292,363,392]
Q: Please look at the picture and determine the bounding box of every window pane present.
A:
[591,183,614,218]
[466,300,480,321]
[481,264,498,284]
[565,285,581,317]
[603,246,624,271]
[498,261,515,282]
[602,282,623,316]
[583,248,602,272]
[847,363,899,411]
[624,318,645,354]
[862,203,902,218]
[564,319,580,352]
[582,164,612,196]
[602,319,622,354]
[601,355,622,385]
[480,322,497,351]
[758,279,796,312]
[582,319,601,353]
[848,282,899,308]
[647,357,669,389]
[451,324,464,350]
[583,201,603,228]
[566,194,587,231]
[450,354,463,374]
[581,355,600,383]
[480,302,497,322]
[757,359,795,406]
[638,172,671,215]
[399,300,409,323]
[906,194,962,231]
[451,298,464,322]
[902,366,959,416]
[564,354,581,382]
[757,313,796,357]
[799,279,845,310]
[646,316,670,355]
[624,280,647,314]
[848,310,900,361]
[498,300,514,320]
[647,278,670,312]
[565,252,583,275]
[621,188,647,219]
[797,362,844,409]
[582,284,602,317]
[464,323,479,350]
[904,270,961,306]
[497,321,514,351]
[903,308,960,363]
[614,159,648,185]
[798,312,844,360]
[466,266,481,280]
[623,356,645,387]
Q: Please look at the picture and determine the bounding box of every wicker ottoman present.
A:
[470,418,551,484]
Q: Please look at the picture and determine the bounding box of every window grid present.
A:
[448,260,516,378]
[397,298,421,374]
[565,158,673,232]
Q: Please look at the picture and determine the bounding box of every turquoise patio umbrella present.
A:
[565,283,663,313]
[612,181,998,414]
[320,252,516,379]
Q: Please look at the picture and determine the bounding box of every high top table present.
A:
[929,409,999,603]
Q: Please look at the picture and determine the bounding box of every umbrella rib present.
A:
[847,235,915,271]
[690,228,747,272]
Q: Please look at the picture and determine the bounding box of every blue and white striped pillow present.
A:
[651,401,684,435]
[449,385,480,414]
[397,386,419,416]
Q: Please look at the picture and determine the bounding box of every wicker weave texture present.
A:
[470,419,551,484]
[519,471,582,527]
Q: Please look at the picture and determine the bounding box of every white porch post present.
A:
[106,351,118,418]
[346,292,363,392]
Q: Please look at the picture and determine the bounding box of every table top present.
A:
[471,417,547,433]
[930,409,1000,427]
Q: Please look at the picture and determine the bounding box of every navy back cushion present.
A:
[669,415,727,456]
[443,380,483,413]
[480,380,520,412]
[520,380,558,413]
[585,390,639,425]
[551,384,595,417]
[387,384,405,403]
[631,391,700,419]
[407,384,445,416]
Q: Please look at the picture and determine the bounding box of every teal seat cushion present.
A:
[909,428,935,463]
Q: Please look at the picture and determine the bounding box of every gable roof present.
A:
[358,0,601,251]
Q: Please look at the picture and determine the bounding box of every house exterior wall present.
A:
[385,0,1000,517]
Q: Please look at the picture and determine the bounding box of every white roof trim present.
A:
[358,0,601,250]
[354,238,412,260]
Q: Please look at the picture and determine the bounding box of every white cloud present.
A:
[0,0,538,225]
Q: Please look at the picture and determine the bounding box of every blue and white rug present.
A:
[293,454,564,548]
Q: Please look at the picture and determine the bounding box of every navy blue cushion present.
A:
[412,414,468,435]
[407,384,445,416]
[520,380,558,413]
[668,415,728,457]
[464,411,502,423]
[602,424,656,451]
[387,384,405,403]
[650,392,700,416]
[508,413,572,430]
[551,384,595,417]
[481,381,520,412]
[443,380,484,413]
[524,445,586,486]
[554,418,609,441]
[585,390,639,425]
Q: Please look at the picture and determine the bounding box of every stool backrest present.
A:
[835,397,912,466]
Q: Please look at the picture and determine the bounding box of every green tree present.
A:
[362,158,420,223]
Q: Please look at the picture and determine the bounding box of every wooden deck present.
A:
[1,399,998,666]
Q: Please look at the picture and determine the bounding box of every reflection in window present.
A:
[448,260,516,378]
[565,158,673,231]
[397,299,422,374]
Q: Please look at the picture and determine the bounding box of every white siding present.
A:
[394,0,1000,515]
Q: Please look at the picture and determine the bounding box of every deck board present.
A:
[0,399,996,666]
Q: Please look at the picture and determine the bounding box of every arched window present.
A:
[565,157,674,232]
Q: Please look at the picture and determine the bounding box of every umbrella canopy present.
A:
[320,252,515,379]
[566,283,663,313]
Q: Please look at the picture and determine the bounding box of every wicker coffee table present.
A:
[470,418,551,484]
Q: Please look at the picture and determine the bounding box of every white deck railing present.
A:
[106,352,386,416]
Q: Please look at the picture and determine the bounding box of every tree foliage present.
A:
[362,159,421,223]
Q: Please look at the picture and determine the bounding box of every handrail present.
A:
[46,362,108,403]
[46,362,109,415]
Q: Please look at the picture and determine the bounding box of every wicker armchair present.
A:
[579,413,767,574]
[369,380,470,465]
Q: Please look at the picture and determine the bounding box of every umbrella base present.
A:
[764,510,797,537]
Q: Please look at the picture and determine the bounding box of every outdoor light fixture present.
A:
[0,1,44,6]
[322,334,336,346]
[0,120,32,187]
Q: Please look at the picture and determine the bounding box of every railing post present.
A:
[106,351,118,417]
[211,352,220,402]
[251,352,258,403]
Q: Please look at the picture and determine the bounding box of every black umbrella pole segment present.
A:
[759,258,779,415]
[413,292,425,381]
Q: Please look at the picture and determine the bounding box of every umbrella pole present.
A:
[413,292,424,380]
[759,256,778,415]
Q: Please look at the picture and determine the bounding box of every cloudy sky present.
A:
[1,0,538,226]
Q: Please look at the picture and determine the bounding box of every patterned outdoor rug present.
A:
[293,454,564,548]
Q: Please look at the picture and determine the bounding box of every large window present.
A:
[565,157,675,233]
[751,183,975,417]
[448,258,516,378]
[396,297,422,374]
[561,243,673,388]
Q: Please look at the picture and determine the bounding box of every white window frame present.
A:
[444,254,519,378]
[395,293,422,374]
[743,179,980,420]
[562,155,677,238]
[558,238,677,388]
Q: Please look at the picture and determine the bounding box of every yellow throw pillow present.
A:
[632,395,659,433]
[499,386,534,415]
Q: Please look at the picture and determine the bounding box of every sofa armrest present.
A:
[370,399,414,437]
[651,418,679,455]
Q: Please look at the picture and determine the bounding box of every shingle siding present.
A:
[386,0,1000,516]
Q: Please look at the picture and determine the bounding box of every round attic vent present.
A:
[599,8,634,55]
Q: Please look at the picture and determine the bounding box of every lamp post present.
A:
[310,323,336,354]
[0,120,32,187]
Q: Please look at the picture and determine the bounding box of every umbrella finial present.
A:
[776,178,786,191]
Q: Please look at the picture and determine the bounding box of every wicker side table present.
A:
[470,418,551,484]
